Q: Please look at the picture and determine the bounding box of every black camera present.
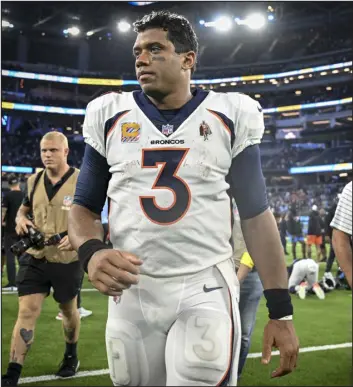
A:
[11,227,46,256]
[11,226,67,256]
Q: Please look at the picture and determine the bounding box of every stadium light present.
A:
[86,31,94,36]
[326,86,332,91]
[268,14,275,21]
[199,20,205,25]
[118,21,131,33]
[2,20,14,28]
[244,14,266,30]
[214,16,233,32]
[64,26,80,36]
[128,2,155,5]
[295,90,302,95]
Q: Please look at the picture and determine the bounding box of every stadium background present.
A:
[1,1,352,386]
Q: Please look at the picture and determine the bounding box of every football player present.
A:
[68,10,299,386]
[239,255,326,300]
[288,258,325,300]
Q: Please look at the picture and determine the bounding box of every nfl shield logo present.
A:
[162,124,174,136]
[63,196,73,207]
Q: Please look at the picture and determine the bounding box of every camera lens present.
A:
[10,238,31,256]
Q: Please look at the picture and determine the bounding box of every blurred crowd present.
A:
[267,183,346,215]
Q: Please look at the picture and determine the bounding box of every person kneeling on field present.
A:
[240,255,326,301]
[288,258,326,300]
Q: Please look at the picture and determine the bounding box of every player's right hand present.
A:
[15,216,36,236]
[87,249,143,297]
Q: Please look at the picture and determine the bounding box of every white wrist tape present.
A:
[278,315,293,321]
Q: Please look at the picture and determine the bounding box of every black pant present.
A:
[325,242,336,273]
[280,233,288,254]
[4,233,20,286]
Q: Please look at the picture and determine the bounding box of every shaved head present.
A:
[41,131,69,148]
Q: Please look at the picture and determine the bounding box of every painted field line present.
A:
[19,342,352,384]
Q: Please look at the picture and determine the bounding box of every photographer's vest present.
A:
[26,168,79,263]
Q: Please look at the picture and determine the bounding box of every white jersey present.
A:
[330,181,352,236]
[83,89,264,277]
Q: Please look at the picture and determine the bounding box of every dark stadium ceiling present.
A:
[2,2,352,75]
[2,1,352,37]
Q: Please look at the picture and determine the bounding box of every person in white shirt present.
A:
[331,181,352,289]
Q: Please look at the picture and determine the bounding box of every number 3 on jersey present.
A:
[139,148,191,225]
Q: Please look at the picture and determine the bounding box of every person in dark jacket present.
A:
[1,175,24,290]
[274,212,289,255]
[318,208,328,262]
[325,199,339,273]
[307,205,323,262]
[286,211,306,260]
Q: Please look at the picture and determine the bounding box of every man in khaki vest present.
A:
[2,132,81,386]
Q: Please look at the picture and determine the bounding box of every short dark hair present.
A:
[133,10,199,74]
[8,174,19,186]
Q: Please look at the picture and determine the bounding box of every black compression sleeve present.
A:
[73,144,111,215]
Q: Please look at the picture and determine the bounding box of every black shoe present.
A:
[56,356,80,378]
[1,375,18,386]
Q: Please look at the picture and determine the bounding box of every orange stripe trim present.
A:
[107,198,112,242]
[207,109,231,136]
[106,110,130,139]
[217,289,234,386]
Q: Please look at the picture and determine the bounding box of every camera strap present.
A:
[29,170,45,210]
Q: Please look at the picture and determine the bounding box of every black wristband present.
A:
[263,289,294,320]
[78,239,109,273]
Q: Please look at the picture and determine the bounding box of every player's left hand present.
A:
[57,235,73,251]
[261,319,299,378]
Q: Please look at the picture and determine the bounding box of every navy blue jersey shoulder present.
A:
[104,110,130,148]
[73,144,111,215]
[228,145,268,220]
[207,109,235,148]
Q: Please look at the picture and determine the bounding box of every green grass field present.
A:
[1,244,352,386]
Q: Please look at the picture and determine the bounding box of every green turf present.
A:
[1,243,352,386]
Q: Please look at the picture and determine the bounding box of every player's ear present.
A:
[182,51,196,72]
